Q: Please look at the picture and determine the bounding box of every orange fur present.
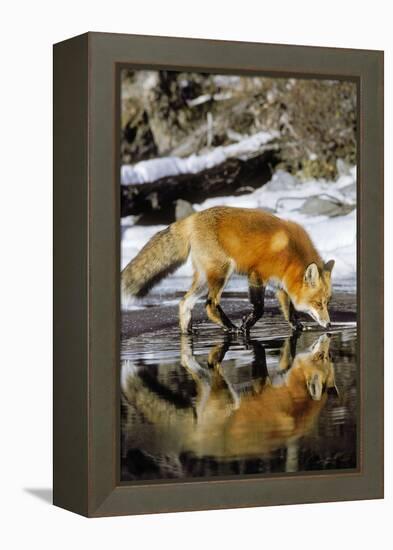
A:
[121,206,335,332]
[121,335,337,461]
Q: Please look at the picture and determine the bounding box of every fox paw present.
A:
[239,313,254,333]
[180,322,198,334]
[223,324,239,334]
[290,321,304,332]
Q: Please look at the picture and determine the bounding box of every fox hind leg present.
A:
[180,335,212,419]
[179,271,207,334]
[207,341,241,410]
[240,272,265,333]
[205,266,237,331]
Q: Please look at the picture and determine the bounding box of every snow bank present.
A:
[121,166,357,301]
[121,130,277,185]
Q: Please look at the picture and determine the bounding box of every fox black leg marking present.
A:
[289,331,299,358]
[207,339,231,369]
[205,267,237,331]
[240,281,265,333]
[206,298,237,331]
[250,340,269,381]
[289,301,304,332]
[217,304,238,331]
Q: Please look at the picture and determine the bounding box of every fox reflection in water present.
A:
[121,332,355,480]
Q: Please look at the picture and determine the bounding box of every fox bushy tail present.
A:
[121,219,191,298]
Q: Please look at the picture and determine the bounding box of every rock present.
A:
[339,182,357,202]
[299,196,355,217]
[336,158,351,177]
[175,199,195,220]
[263,169,299,191]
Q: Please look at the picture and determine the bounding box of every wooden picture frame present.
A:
[53,32,384,517]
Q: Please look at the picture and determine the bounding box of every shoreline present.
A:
[121,292,356,339]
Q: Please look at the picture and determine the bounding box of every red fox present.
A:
[121,334,338,467]
[122,206,335,333]
[181,333,337,461]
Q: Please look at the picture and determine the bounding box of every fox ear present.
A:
[327,384,339,397]
[326,369,339,396]
[324,259,335,273]
[304,263,319,287]
[307,374,323,401]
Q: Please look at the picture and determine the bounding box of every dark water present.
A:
[120,323,357,482]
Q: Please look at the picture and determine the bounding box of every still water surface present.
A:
[121,324,357,481]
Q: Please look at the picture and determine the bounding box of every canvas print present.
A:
[119,70,357,482]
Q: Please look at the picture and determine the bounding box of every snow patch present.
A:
[121,130,277,185]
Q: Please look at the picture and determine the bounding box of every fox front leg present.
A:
[276,289,304,332]
[289,301,304,331]
[240,274,265,333]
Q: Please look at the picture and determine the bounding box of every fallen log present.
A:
[120,149,279,224]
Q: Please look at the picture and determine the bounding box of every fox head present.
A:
[293,260,335,328]
[295,333,338,400]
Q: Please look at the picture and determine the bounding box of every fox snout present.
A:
[310,332,331,353]
[313,310,331,329]
[310,314,331,329]
[319,319,331,329]
[298,300,331,329]
[297,304,331,329]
